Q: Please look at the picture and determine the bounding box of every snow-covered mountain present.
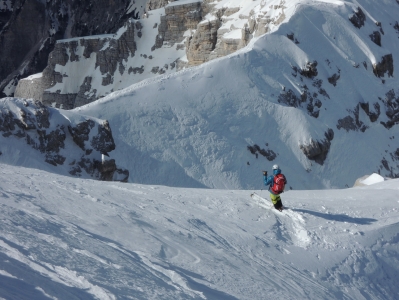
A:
[1,0,399,189]
[0,163,398,299]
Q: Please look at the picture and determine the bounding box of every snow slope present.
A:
[0,164,398,299]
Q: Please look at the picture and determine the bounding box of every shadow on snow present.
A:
[292,209,377,225]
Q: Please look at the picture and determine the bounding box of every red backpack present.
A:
[271,174,286,194]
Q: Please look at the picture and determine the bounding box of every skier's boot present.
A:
[274,200,283,212]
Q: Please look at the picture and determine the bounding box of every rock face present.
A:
[146,0,170,11]
[337,104,368,132]
[380,89,399,129]
[15,21,137,109]
[369,31,382,47]
[299,129,334,165]
[155,0,203,48]
[186,19,220,65]
[277,72,328,119]
[349,7,366,29]
[336,89,399,131]
[156,0,288,66]
[373,54,394,78]
[299,61,318,79]
[0,98,128,182]
[247,144,277,161]
[0,0,143,97]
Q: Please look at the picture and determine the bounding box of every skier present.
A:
[263,164,287,211]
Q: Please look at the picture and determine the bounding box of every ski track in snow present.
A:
[251,193,311,248]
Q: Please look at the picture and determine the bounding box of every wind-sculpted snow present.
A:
[0,164,398,299]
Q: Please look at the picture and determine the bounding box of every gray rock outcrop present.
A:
[155,0,203,49]
[372,54,393,78]
[328,73,340,86]
[0,98,128,182]
[155,0,272,66]
[300,129,334,165]
[338,89,399,131]
[337,104,368,132]
[299,61,318,79]
[369,31,381,47]
[186,19,220,65]
[0,0,143,98]
[380,89,399,129]
[15,21,137,109]
[247,144,277,161]
[146,0,173,11]
[278,80,327,119]
[349,7,366,29]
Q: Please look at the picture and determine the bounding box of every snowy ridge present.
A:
[0,164,398,299]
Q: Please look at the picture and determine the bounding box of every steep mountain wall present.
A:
[15,21,137,109]
[0,0,145,97]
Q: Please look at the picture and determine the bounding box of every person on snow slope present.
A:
[263,164,287,211]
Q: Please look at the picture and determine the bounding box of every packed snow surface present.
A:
[0,164,398,299]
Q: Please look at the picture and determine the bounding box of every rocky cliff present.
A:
[12,0,293,108]
[15,20,137,109]
[0,0,145,97]
[0,97,129,181]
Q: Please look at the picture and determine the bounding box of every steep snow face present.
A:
[75,0,399,189]
[0,164,398,299]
